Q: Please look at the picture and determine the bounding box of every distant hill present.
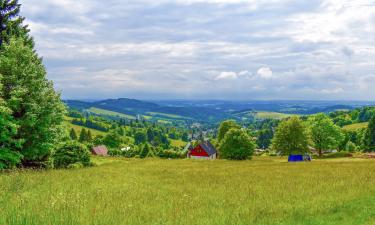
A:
[64,98,231,122]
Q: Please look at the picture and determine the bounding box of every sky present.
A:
[21,0,375,100]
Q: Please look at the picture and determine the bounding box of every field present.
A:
[88,107,136,119]
[343,122,369,131]
[1,157,374,225]
[170,139,188,148]
[255,111,297,120]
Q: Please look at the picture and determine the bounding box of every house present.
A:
[91,145,108,156]
[187,141,217,159]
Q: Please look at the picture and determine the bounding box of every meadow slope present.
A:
[0,157,374,225]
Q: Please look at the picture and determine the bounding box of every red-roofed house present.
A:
[187,141,217,159]
[91,145,108,156]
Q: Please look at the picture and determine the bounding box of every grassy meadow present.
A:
[1,157,374,225]
[343,122,369,131]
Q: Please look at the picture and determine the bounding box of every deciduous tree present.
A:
[271,117,309,155]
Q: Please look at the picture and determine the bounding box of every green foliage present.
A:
[0,38,65,167]
[53,141,91,169]
[134,131,147,145]
[102,131,123,149]
[256,128,273,149]
[363,115,375,152]
[219,128,255,160]
[272,117,309,155]
[139,144,150,158]
[69,128,77,140]
[158,149,186,158]
[345,141,357,153]
[308,113,344,156]
[217,120,241,142]
[79,129,87,143]
[0,0,33,47]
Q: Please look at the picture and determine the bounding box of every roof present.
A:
[92,145,108,156]
[198,141,217,156]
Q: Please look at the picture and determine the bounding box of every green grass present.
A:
[65,122,106,137]
[170,139,188,148]
[88,107,136,119]
[147,112,187,119]
[255,111,297,120]
[1,157,374,225]
[343,122,368,131]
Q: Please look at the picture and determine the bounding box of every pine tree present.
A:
[364,115,375,152]
[79,129,87,143]
[86,130,93,142]
[0,0,33,47]
[0,38,66,167]
[69,128,77,140]
[140,144,150,158]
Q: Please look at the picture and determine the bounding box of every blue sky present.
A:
[21,0,375,100]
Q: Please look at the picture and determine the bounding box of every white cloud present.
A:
[215,71,238,80]
[257,67,273,79]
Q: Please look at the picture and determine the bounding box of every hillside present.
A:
[65,98,230,122]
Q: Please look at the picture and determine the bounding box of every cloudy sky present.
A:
[21,0,375,100]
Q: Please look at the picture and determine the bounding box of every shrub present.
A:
[219,129,255,160]
[53,141,91,168]
[345,141,357,152]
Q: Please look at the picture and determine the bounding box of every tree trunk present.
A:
[318,149,322,157]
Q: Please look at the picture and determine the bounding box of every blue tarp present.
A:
[288,154,311,162]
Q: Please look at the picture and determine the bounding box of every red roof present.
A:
[91,145,108,156]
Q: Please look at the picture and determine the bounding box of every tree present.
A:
[69,128,77,140]
[181,132,189,142]
[308,113,344,156]
[139,143,150,158]
[363,115,375,152]
[0,38,66,167]
[0,0,33,47]
[256,128,273,149]
[0,80,22,169]
[217,120,241,142]
[53,141,91,168]
[102,131,122,149]
[79,129,87,143]
[86,130,93,142]
[134,131,147,145]
[271,117,309,155]
[219,129,255,160]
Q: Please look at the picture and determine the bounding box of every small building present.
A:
[188,141,217,159]
[91,145,108,156]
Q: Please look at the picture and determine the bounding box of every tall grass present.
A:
[1,157,374,225]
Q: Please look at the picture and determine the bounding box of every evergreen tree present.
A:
[364,115,375,152]
[140,143,150,158]
[69,128,77,140]
[0,38,65,167]
[86,130,93,142]
[79,129,87,143]
[0,0,33,47]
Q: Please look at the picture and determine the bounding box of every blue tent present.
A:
[288,154,311,162]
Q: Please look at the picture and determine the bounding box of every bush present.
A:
[158,150,186,159]
[53,141,91,168]
[0,148,22,170]
[319,151,353,158]
[219,128,255,160]
[345,141,357,152]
